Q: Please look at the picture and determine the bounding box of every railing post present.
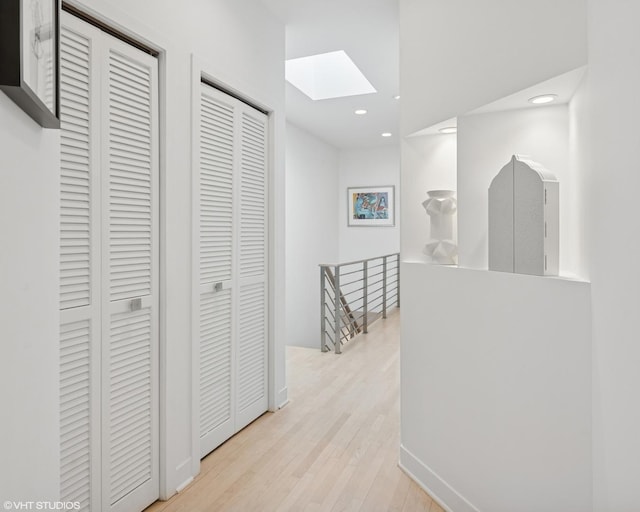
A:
[382,257,388,319]
[320,267,327,352]
[363,261,368,334]
[334,265,341,354]
[396,253,401,308]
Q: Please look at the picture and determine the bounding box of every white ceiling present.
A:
[261,0,400,149]
[467,66,587,116]
[410,66,588,137]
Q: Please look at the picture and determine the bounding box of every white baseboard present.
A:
[159,457,193,501]
[399,444,481,512]
[276,386,288,409]
[176,476,194,494]
[172,458,194,494]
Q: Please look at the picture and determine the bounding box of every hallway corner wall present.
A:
[285,123,339,349]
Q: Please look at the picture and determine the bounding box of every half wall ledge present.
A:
[400,263,592,512]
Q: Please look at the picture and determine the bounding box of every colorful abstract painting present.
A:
[347,186,395,227]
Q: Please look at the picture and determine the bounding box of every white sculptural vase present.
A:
[422,190,458,265]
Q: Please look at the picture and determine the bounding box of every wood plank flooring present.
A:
[145,309,443,512]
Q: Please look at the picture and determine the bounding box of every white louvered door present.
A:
[198,88,236,456]
[101,35,159,512]
[59,12,159,512]
[197,83,268,458]
[59,15,102,511]
[235,109,268,430]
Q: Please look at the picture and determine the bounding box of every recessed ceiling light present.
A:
[285,50,377,101]
[393,95,400,100]
[381,132,392,137]
[528,94,557,105]
[439,127,457,134]
[355,109,367,115]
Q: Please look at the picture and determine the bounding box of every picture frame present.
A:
[0,0,60,128]
[347,185,395,227]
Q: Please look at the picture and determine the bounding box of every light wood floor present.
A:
[146,309,443,512]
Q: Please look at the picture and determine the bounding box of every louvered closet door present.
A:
[235,108,268,430]
[101,35,159,512]
[197,83,268,457]
[198,85,236,457]
[59,14,102,512]
[59,12,159,512]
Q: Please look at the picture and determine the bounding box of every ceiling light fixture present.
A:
[394,95,400,100]
[528,94,557,105]
[439,127,457,134]
[381,132,392,137]
[355,109,367,115]
[285,50,377,101]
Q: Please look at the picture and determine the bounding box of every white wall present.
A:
[0,0,285,500]
[568,74,590,280]
[399,0,587,135]
[588,1,640,510]
[338,145,401,262]
[401,134,457,261]
[285,123,339,349]
[456,106,576,275]
[400,264,592,512]
[0,96,60,502]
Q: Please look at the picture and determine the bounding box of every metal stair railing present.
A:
[323,267,361,339]
[320,253,400,353]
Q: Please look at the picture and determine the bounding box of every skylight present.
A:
[285,50,376,101]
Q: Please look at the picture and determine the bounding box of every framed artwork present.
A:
[0,0,60,128]
[347,185,395,227]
